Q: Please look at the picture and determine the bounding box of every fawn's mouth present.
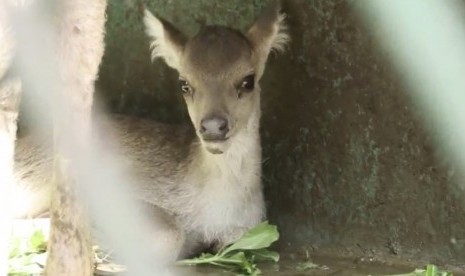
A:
[207,147,224,154]
[203,138,230,154]
[203,137,229,142]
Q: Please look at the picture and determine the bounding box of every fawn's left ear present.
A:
[143,9,187,70]
[246,0,290,76]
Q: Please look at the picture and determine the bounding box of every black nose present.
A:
[200,116,229,140]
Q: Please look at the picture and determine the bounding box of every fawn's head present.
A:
[144,1,289,154]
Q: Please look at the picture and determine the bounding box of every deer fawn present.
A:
[13,1,289,259]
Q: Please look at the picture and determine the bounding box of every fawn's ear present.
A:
[144,9,187,70]
[246,1,290,76]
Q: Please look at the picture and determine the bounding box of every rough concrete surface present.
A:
[95,0,465,268]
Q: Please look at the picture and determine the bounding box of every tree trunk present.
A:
[0,78,21,276]
[45,1,107,275]
[0,5,20,274]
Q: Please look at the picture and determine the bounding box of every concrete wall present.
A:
[96,0,465,265]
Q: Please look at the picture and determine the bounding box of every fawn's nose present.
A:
[200,116,229,141]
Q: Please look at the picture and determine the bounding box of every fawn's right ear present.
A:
[246,1,289,78]
[143,9,187,70]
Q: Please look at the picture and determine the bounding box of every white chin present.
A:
[203,141,230,154]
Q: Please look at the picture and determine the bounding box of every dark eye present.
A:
[179,79,192,95]
[240,74,255,91]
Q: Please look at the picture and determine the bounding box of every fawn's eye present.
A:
[179,79,192,95]
[240,74,255,91]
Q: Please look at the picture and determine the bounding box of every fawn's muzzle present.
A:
[200,116,229,141]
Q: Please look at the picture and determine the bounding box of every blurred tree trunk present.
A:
[0,5,20,274]
[0,78,21,275]
[45,1,107,275]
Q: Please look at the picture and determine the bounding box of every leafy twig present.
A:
[177,221,280,275]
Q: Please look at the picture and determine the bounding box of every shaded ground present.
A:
[97,254,463,276]
[171,256,415,276]
[8,218,465,275]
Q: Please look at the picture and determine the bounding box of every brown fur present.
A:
[14,1,290,260]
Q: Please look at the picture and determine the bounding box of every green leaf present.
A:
[426,264,437,276]
[8,253,43,275]
[228,252,253,273]
[296,261,321,271]
[8,237,22,258]
[176,253,218,266]
[29,229,46,252]
[220,221,279,256]
[177,222,280,275]
[247,249,279,263]
[384,264,453,276]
